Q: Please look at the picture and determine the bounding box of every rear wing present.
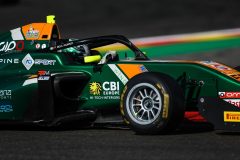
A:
[0,15,60,53]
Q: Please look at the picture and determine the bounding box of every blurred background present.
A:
[0,0,240,66]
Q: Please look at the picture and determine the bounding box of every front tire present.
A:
[120,72,185,134]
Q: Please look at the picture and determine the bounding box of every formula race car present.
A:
[0,16,239,134]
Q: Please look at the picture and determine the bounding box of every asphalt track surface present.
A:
[0,123,240,160]
[0,1,240,160]
[1,0,240,38]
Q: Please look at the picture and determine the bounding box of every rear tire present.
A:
[120,72,185,134]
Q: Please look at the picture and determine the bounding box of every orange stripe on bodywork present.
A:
[39,24,54,40]
[197,61,240,82]
[117,64,147,79]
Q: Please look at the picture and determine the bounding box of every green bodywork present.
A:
[0,49,239,121]
[0,26,239,123]
[140,37,240,58]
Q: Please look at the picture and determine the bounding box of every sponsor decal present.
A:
[26,25,40,39]
[200,61,240,82]
[139,65,148,72]
[22,54,57,70]
[224,111,240,122]
[89,81,120,100]
[102,81,120,95]
[42,44,47,49]
[230,74,240,81]
[36,43,40,49]
[108,64,128,85]
[219,92,240,108]
[15,41,24,51]
[35,59,56,66]
[201,61,232,71]
[38,70,50,76]
[22,54,34,70]
[50,41,74,50]
[89,82,101,95]
[0,104,13,113]
[0,59,19,64]
[219,92,240,99]
[117,64,148,79]
[156,83,169,118]
[120,86,130,124]
[0,90,11,100]
[223,99,240,108]
[38,76,50,81]
[0,41,16,52]
[38,70,50,81]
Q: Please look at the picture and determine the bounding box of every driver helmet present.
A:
[59,38,90,56]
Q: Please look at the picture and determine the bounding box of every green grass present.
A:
[138,37,240,58]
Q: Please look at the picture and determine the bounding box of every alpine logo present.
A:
[22,54,34,70]
[219,92,240,99]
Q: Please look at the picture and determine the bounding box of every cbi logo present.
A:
[218,92,240,99]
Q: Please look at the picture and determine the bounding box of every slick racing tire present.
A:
[120,72,185,134]
[235,66,240,71]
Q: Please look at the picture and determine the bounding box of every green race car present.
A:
[0,17,240,134]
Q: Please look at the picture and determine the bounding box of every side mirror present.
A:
[84,55,101,63]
